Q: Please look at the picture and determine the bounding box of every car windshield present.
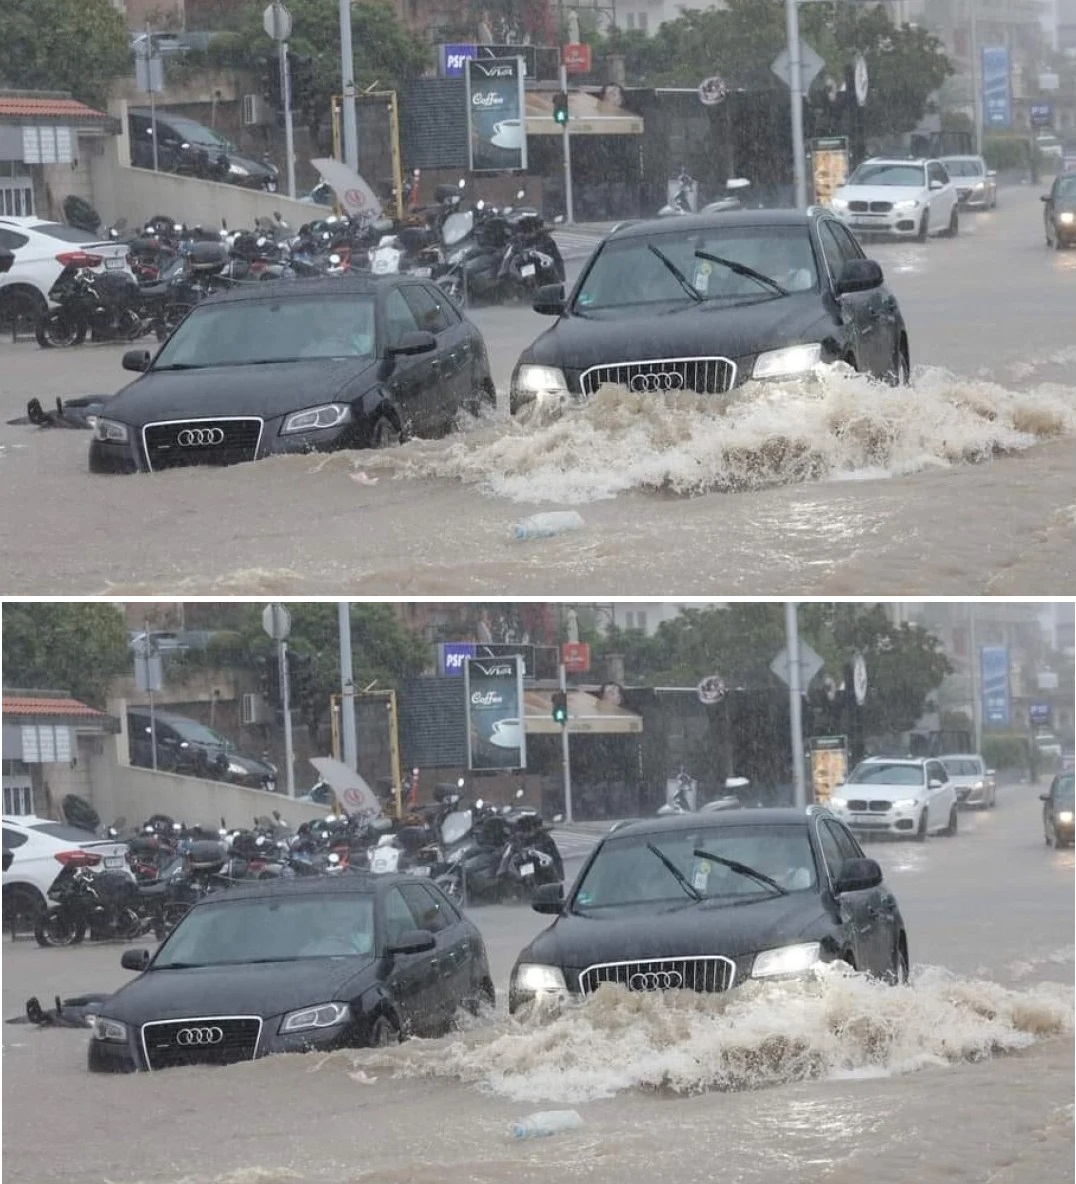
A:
[1056,176,1076,199]
[572,824,817,909]
[164,117,234,150]
[942,759,983,776]
[1055,775,1074,807]
[573,226,817,314]
[154,894,376,966]
[847,762,924,786]
[848,162,926,187]
[153,295,377,368]
[942,160,984,177]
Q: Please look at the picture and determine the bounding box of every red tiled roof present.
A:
[0,97,109,122]
[2,695,107,719]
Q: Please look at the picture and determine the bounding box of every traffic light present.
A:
[553,91,569,127]
[552,691,568,725]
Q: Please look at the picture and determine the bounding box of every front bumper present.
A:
[831,207,924,237]
[829,803,921,837]
[1051,218,1076,245]
[956,784,992,807]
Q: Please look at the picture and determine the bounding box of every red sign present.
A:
[562,642,591,673]
[562,43,591,74]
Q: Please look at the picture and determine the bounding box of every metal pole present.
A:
[330,694,341,761]
[785,602,807,807]
[560,661,574,822]
[559,62,574,225]
[785,0,807,209]
[279,35,297,198]
[338,602,358,772]
[147,24,159,173]
[969,605,983,755]
[338,0,359,172]
[279,640,296,797]
[387,692,403,819]
[387,92,404,222]
[144,618,158,771]
[969,0,983,156]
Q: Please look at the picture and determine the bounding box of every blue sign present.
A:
[439,642,476,676]
[1030,102,1052,127]
[982,47,1011,129]
[441,43,477,78]
[1029,702,1052,725]
[980,645,1011,727]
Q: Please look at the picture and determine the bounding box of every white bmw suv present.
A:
[828,157,959,241]
[828,757,959,841]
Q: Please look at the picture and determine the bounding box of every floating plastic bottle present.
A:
[509,1110,584,1139]
[511,511,585,541]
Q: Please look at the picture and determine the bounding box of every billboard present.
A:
[809,736,848,805]
[980,645,1011,727]
[464,655,526,770]
[441,43,476,77]
[465,56,527,173]
[982,46,1012,129]
[440,641,538,677]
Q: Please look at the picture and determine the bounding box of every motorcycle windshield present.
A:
[442,211,473,246]
[441,809,473,846]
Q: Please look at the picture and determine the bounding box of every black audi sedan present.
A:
[1042,171,1076,249]
[508,807,908,1013]
[88,875,494,1071]
[509,209,909,416]
[89,276,494,474]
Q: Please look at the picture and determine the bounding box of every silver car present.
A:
[939,156,998,210]
[939,754,997,808]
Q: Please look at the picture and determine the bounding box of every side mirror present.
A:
[386,928,436,955]
[929,778,944,789]
[986,169,997,178]
[532,881,564,914]
[122,349,151,372]
[834,258,883,295]
[388,330,436,356]
[1039,794,1049,801]
[986,769,996,777]
[121,948,151,971]
[532,283,565,316]
[833,857,883,894]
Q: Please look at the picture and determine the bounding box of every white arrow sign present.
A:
[771,42,826,92]
[770,642,824,690]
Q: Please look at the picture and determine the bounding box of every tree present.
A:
[0,0,130,109]
[2,604,131,708]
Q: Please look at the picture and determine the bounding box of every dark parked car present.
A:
[87,875,494,1071]
[508,806,908,1013]
[509,208,909,417]
[127,707,276,790]
[1042,172,1076,249]
[128,109,278,191]
[1040,772,1074,848]
[89,276,495,473]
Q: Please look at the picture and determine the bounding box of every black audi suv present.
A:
[508,806,908,1013]
[510,208,909,417]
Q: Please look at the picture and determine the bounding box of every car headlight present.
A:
[753,343,822,380]
[93,417,129,444]
[92,1016,128,1043]
[280,404,351,434]
[828,797,847,809]
[1058,811,1074,823]
[752,942,822,978]
[280,1001,350,1033]
[227,760,248,776]
[512,364,570,405]
[1060,212,1075,225]
[972,781,984,791]
[513,963,567,993]
[893,798,919,810]
[228,163,250,176]
[829,197,849,210]
[893,199,920,210]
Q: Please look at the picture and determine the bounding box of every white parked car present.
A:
[0,216,133,326]
[2,814,129,928]
[939,753,997,808]
[828,157,959,241]
[939,155,998,210]
[828,757,959,841]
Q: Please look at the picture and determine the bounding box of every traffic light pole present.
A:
[559,63,574,225]
[559,662,574,823]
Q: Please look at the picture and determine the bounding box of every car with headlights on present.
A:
[939,753,997,809]
[1042,172,1076,249]
[507,806,908,1014]
[88,875,494,1071]
[828,756,959,841]
[828,157,959,240]
[509,208,909,416]
[89,276,494,473]
[939,155,998,210]
[1041,772,1074,849]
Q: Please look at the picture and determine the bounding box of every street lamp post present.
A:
[785,0,808,209]
[338,0,359,171]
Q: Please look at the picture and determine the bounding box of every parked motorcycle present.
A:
[34,863,156,947]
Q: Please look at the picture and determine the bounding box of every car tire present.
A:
[944,206,959,237]
[366,412,401,449]
[36,310,86,349]
[1052,830,1065,849]
[3,884,46,938]
[0,285,48,336]
[368,1014,400,1047]
[916,211,929,242]
[34,909,85,948]
[1055,232,1065,251]
[914,809,928,842]
[944,806,958,836]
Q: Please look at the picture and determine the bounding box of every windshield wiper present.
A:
[692,849,788,895]
[154,961,207,969]
[694,250,789,296]
[646,244,702,303]
[645,842,702,901]
[152,363,205,371]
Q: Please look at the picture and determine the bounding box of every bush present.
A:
[982,137,1027,171]
[981,734,1029,772]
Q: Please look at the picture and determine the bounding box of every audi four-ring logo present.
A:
[628,970,684,991]
[176,427,225,447]
[175,1026,224,1045]
[630,372,684,392]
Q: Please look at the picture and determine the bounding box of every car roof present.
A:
[609,208,817,240]
[859,755,926,765]
[937,753,983,760]
[196,275,394,308]
[188,871,425,907]
[598,808,812,840]
[0,216,54,228]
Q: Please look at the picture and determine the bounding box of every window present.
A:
[828,220,864,262]
[928,162,949,186]
[817,221,847,279]
[383,288,420,347]
[816,821,844,879]
[626,11,636,28]
[826,820,863,864]
[400,882,452,932]
[383,886,422,946]
[402,284,451,334]
[0,183,34,217]
[2,826,28,848]
[638,11,648,32]
[3,787,34,815]
[926,761,947,784]
[0,229,29,251]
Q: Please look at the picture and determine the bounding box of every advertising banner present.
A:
[810,137,848,206]
[980,645,1011,726]
[982,46,1012,129]
[465,656,526,770]
[441,642,537,677]
[809,736,848,804]
[441,43,477,77]
[466,56,527,173]
[439,642,477,676]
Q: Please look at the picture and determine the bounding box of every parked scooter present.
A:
[700,178,753,214]
[657,171,697,217]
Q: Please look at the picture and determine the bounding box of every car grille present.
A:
[580,356,737,399]
[848,201,892,214]
[579,955,736,996]
[142,418,263,472]
[847,800,893,812]
[141,1016,261,1071]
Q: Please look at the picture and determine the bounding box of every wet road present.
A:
[2,781,1072,1184]
[0,185,1073,595]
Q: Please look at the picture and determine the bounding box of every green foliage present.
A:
[983,136,1030,171]
[0,0,130,108]
[980,734,1031,772]
[2,604,130,708]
